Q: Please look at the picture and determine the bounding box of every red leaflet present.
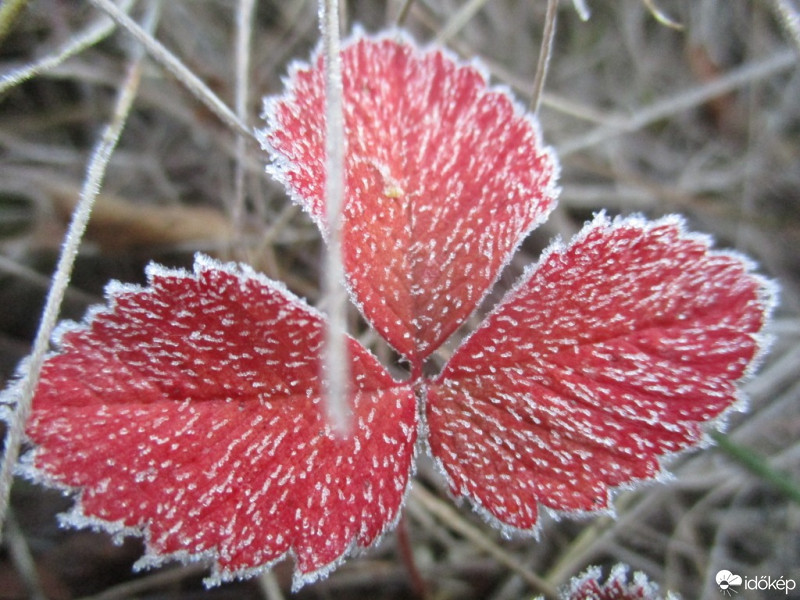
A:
[20,256,417,589]
[552,564,679,600]
[262,34,558,366]
[427,214,773,531]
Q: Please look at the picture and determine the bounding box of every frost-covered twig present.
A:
[772,0,800,52]
[320,0,351,435]
[0,1,158,537]
[529,0,558,116]
[231,0,256,246]
[87,0,250,138]
[0,0,134,96]
[558,48,798,156]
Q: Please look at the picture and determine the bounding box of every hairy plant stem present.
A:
[0,0,159,538]
[231,0,256,255]
[320,0,351,435]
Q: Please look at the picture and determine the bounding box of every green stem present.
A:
[710,431,800,505]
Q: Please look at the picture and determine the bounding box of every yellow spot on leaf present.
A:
[384,185,403,199]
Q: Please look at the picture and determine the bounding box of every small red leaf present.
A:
[19,256,417,588]
[261,34,558,365]
[426,214,774,531]
[555,564,679,600]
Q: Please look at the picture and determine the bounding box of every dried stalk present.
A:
[0,0,159,537]
[529,0,558,115]
[87,0,249,138]
[232,0,256,251]
[435,0,490,43]
[0,0,134,96]
[320,0,351,435]
[558,48,797,156]
[410,486,560,599]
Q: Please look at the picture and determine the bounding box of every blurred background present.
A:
[0,1,798,598]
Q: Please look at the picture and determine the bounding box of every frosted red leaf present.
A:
[15,256,417,589]
[261,34,559,366]
[546,564,681,600]
[427,214,774,531]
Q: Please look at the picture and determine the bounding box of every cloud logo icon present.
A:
[716,570,743,595]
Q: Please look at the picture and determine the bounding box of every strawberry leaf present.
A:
[14,255,417,589]
[555,564,680,600]
[426,214,774,531]
[261,34,559,366]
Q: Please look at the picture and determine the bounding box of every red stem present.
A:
[397,512,428,599]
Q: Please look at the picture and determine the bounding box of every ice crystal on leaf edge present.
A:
[534,563,682,600]
[0,29,778,593]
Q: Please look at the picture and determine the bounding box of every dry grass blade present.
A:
[0,0,157,536]
[258,571,286,600]
[641,0,684,30]
[0,0,134,96]
[571,0,590,21]
[87,0,249,138]
[46,178,232,251]
[558,48,798,156]
[435,0,490,43]
[3,509,46,600]
[529,0,558,115]
[395,0,416,26]
[0,254,97,306]
[410,486,559,599]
